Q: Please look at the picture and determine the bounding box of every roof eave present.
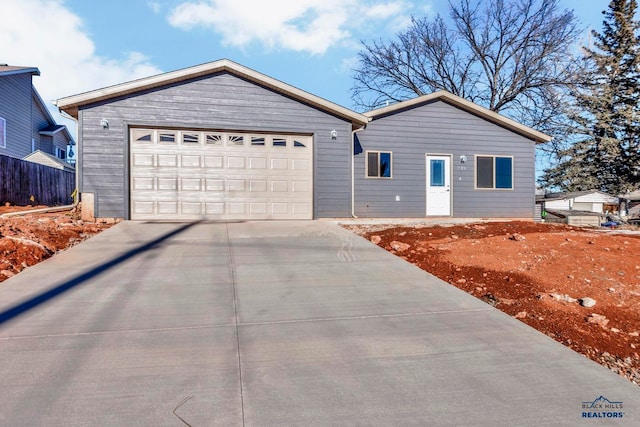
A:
[56,59,369,128]
[0,67,40,77]
[364,91,552,144]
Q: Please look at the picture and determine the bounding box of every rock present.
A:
[456,278,467,284]
[370,235,382,244]
[390,241,410,252]
[515,311,527,319]
[567,275,574,279]
[611,328,620,333]
[509,233,526,241]
[629,331,639,337]
[579,297,596,308]
[587,313,609,328]
[0,270,15,278]
[550,293,577,303]
[608,288,615,292]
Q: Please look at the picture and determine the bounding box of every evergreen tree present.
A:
[542,0,640,195]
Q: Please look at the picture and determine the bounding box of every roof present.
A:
[0,65,40,77]
[541,190,616,201]
[364,91,552,143]
[22,150,75,172]
[621,190,640,200]
[56,59,369,129]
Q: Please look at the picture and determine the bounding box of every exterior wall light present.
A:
[101,118,109,129]
[330,129,337,140]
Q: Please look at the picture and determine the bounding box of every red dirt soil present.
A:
[0,206,116,282]
[344,221,640,386]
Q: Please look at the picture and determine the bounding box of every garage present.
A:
[130,128,313,220]
[55,59,368,220]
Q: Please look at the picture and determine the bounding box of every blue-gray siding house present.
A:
[56,59,550,221]
[0,65,74,163]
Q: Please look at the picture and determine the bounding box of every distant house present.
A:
[0,64,74,164]
[56,59,551,221]
[538,190,618,214]
[536,190,619,226]
[620,190,640,219]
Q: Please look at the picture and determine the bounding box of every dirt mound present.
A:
[345,221,640,385]
[0,207,116,282]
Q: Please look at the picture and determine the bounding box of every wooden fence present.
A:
[0,155,75,206]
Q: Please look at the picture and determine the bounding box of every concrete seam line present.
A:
[0,323,234,341]
[226,222,246,427]
[238,308,494,327]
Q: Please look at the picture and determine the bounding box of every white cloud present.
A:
[168,0,410,55]
[0,0,162,132]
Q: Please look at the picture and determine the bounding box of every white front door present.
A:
[426,155,451,216]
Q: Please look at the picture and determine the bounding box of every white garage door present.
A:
[129,128,313,220]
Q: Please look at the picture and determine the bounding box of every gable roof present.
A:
[0,65,40,77]
[23,150,75,172]
[56,59,369,129]
[364,90,552,143]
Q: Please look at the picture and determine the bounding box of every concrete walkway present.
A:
[0,221,638,426]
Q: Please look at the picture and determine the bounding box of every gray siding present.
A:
[0,74,33,158]
[52,131,71,159]
[32,93,50,153]
[355,101,536,218]
[79,72,352,218]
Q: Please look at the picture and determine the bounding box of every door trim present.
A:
[425,153,453,217]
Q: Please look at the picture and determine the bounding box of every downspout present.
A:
[351,125,367,218]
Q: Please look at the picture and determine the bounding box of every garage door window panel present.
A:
[182,133,199,144]
[251,136,266,146]
[132,129,152,144]
[206,134,222,145]
[159,132,176,144]
[273,138,287,147]
[228,135,244,147]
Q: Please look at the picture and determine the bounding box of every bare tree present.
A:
[351,0,584,148]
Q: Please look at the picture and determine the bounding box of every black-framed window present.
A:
[366,151,392,178]
[476,156,513,189]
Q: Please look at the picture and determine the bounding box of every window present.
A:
[182,133,199,144]
[228,135,244,146]
[55,147,66,160]
[430,159,445,186]
[273,138,287,147]
[159,132,176,143]
[476,155,513,189]
[205,133,222,145]
[132,129,152,143]
[0,117,6,148]
[251,136,265,146]
[366,151,392,178]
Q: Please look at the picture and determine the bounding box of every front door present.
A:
[426,155,451,216]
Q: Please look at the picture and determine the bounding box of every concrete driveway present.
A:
[0,220,639,426]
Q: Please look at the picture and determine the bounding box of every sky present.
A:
[1,0,611,137]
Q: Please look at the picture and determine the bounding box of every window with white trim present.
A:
[476,155,513,189]
[0,117,6,148]
[55,146,66,160]
[366,151,392,178]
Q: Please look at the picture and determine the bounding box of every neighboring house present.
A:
[620,190,640,218]
[0,64,74,161]
[538,190,619,214]
[536,190,619,227]
[55,59,551,221]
